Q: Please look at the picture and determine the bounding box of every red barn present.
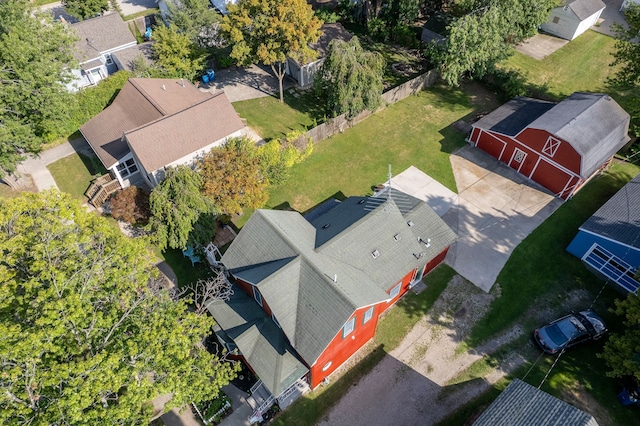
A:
[469,93,630,199]
[207,190,456,413]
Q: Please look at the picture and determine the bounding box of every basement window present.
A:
[342,317,356,338]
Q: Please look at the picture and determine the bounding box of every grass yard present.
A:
[261,84,476,218]
[273,264,456,426]
[48,152,107,202]
[499,30,618,100]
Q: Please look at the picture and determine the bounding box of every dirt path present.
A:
[318,276,527,426]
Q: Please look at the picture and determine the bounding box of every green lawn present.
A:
[48,152,107,203]
[262,85,475,216]
[273,264,456,425]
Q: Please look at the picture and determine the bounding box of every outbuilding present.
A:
[468,92,630,200]
[541,0,606,40]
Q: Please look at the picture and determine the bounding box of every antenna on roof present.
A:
[162,84,166,91]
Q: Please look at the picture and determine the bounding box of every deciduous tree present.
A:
[151,24,206,80]
[315,37,385,118]
[221,0,323,102]
[200,136,269,215]
[62,0,108,20]
[148,165,217,251]
[0,191,235,425]
[163,0,220,47]
[0,0,78,182]
[600,293,640,381]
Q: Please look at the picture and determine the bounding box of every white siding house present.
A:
[541,0,606,40]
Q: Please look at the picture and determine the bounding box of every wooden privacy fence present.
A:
[305,68,439,143]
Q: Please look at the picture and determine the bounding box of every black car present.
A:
[534,310,607,354]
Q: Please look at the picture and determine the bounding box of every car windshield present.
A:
[545,324,569,346]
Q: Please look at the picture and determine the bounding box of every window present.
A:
[389,282,402,299]
[253,287,263,307]
[322,361,332,371]
[552,16,560,24]
[116,158,138,178]
[513,149,525,163]
[363,306,374,324]
[104,54,113,65]
[342,317,355,338]
[272,313,280,328]
[542,137,560,157]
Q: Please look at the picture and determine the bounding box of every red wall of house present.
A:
[235,278,273,317]
[471,127,582,199]
[310,304,380,388]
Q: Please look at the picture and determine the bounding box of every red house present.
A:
[469,93,630,199]
[207,190,456,412]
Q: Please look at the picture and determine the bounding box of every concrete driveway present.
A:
[442,146,563,292]
[515,34,569,60]
[116,0,158,16]
[205,64,295,103]
[593,0,629,36]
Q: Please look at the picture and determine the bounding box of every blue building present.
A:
[567,174,640,294]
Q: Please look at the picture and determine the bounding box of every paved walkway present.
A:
[204,64,295,103]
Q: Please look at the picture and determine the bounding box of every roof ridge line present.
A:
[128,78,170,116]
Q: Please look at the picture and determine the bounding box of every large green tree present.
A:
[151,24,207,80]
[148,165,218,251]
[315,36,385,118]
[200,137,269,215]
[0,191,235,425]
[221,0,323,102]
[600,293,640,381]
[62,0,108,20]
[425,0,556,85]
[163,0,220,47]
[0,0,78,181]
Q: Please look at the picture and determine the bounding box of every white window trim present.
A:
[389,282,402,299]
[363,306,374,324]
[253,287,263,307]
[542,136,560,158]
[342,317,355,339]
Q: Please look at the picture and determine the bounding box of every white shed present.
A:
[541,0,606,40]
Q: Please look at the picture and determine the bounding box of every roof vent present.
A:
[371,250,380,259]
[394,234,401,242]
[418,237,431,248]
[407,220,414,227]
[180,78,185,88]
[414,252,425,259]
[322,223,330,229]
[162,84,166,91]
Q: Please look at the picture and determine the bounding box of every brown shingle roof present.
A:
[71,13,136,63]
[80,78,214,169]
[125,91,245,173]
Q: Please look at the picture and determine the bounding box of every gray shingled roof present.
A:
[71,13,136,63]
[580,173,640,249]
[528,93,630,177]
[206,291,308,397]
[221,193,457,366]
[111,42,154,72]
[474,93,630,178]
[473,379,599,426]
[567,0,606,21]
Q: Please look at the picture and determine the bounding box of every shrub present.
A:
[367,18,389,42]
[316,6,340,23]
[482,67,529,101]
[109,186,151,225]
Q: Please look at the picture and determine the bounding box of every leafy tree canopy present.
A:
[221,0,323,102]
[62,0,108,20]
[425,0,556,85]
[200,136,269,215]
[0,191,235,425]
[148,165,218,251]
[0,0,78,178]
[151,24,207,80]
[315,36,385,118]
[163,0,220,47]
[600,293,640,381]
[256,130,313,186]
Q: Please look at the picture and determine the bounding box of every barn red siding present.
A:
[516,128,581,174]
[425,247,449,275]
[379,268,416,314]
[234,278,273,317]
[310,304,380,388]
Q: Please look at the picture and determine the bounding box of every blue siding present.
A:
[567,230,640,267]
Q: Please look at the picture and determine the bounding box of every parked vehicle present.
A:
[533,310,607,354]
[618,376,640,406]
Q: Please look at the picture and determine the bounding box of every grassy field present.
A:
[499,30,618,100]
[273,264,456,425]
[261,85,475,217]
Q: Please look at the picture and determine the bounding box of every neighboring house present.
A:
[621,0,640,10]
[285,23,353,88]
[111,42,155,73]
[541,0,606,40]
[473,379,599,426]
[68,13,137,90]
[207,190,457,413]
[80,78,246,189]
[469,92,630,200]
[567,173,640,294]
[421,12,452,45]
